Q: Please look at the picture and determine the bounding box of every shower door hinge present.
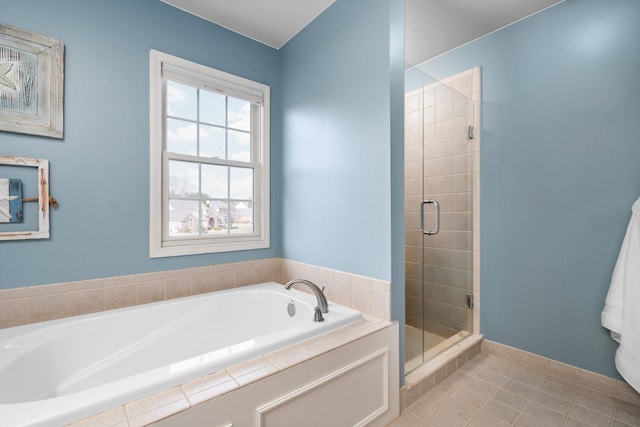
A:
[467,125,474,140]
[466,294,474,309]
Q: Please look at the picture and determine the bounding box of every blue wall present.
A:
[420,0,640,378]
[279,0,405,382]
[0,0,280,288]
[279,0,402,282]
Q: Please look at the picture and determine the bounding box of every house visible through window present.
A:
[150,50,270,257]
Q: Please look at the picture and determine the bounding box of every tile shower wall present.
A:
[405,68,480,337]
[0,258,391,329]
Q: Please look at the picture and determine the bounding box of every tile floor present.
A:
[389,353,640,427]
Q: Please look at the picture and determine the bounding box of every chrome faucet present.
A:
[284,279,329,321]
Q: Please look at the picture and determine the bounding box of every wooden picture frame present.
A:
[0,155,50,240]
[0,22,64,139]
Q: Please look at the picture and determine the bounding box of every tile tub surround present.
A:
[68,318,393,427]
[279,258,392,322]
[0,261,393,425]
[0,258,391,330]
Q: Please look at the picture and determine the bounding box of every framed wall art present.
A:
[0,155,50,240]
[0,22,64,139]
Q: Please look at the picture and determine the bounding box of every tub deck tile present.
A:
[231,362,279,386]
[226,355,280,386]
[181,370,239,406]
[225,355,274,379]
[124,386,190,427]
[297,333,340,355]
[334,319,385,342]
[264,343,315,370]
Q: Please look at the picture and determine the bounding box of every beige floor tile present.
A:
[484,356,520,377]
[439,386,490,422]
[573,392,614,417]
[493,388,531,411]
[478,399,521,424]
[406,397,437,420]
[390,351,636,427]
[540,379,579,401]
[464,376,500,397]
[531,390,572,414]
[612,401,640,425]
[503,379,539,399]
[578,387,617,406]
[419,377,466,407]
[568,404,611,426]
[514,413,553,426]
[511,368,548,388]
[468,411,511,427]
[561,417,593,427]
[523,401,565,426]
[609,419,638,427]
[418,408,466,427]
[386,411,422,427]
[473,367,510,387]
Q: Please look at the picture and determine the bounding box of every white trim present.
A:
[149,50,270,258]
[255,348,390,426]
[0,156,50,240]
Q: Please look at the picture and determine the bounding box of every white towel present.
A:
[601,196,640,393]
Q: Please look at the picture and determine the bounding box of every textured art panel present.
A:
[0,46,37,115]
[0,178,23,223]
[0,22,63,138]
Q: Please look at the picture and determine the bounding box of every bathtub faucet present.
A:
[284,279,329,321]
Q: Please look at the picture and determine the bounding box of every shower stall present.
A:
[404,65,480,374]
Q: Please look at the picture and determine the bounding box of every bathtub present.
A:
[0,282,361,427]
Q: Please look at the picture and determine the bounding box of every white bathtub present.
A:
[0,282,361,427]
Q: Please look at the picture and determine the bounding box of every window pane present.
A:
[228,97,251,131]
[230,167,253,200]
[168,160,199,198]
[168,199,201,236]
[166,81,197,121]
[166,118,198,155]
[228,130,250,162]
[200,90,225,126]
[230,201,253,234]
[199,124,225,158]
[201,164,228,199]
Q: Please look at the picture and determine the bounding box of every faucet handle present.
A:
[321,286,326,294]
[313,306,324,322]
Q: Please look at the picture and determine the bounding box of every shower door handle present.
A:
[420,199,440,235]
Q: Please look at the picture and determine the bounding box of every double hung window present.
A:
[150,50,270,257]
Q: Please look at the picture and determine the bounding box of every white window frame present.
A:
[149,50,270,257]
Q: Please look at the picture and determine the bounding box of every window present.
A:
[150,50,270,257]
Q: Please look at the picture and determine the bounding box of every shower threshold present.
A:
[405,327,471,374]
[405,332,482,388]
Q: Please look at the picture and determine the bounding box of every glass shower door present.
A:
[404,67,474,374]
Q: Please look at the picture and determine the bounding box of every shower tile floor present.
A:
[389,352,640,427]
[405,325,448,373]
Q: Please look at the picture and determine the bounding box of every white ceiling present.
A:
[405,0,565,65]
[161,0,336,49]
[162,0,564,62]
